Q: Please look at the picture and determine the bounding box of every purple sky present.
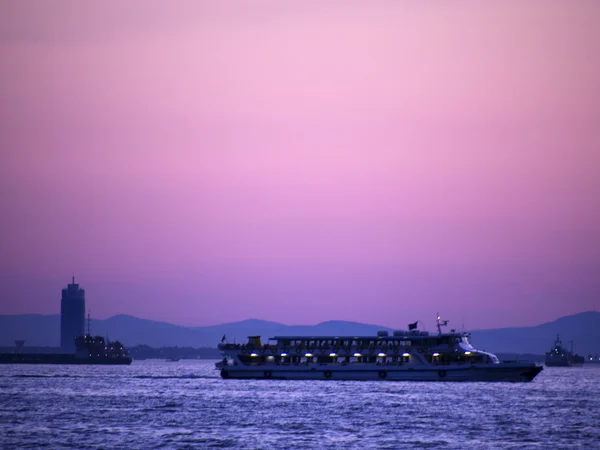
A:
[1,1,599,329]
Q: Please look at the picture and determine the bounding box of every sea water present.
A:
[1,361,599,449]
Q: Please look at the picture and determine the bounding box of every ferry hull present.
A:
[219,364,542,382]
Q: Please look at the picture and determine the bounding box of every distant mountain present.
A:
[0,314,391,348]
[470,311,600,355]
[1,311,599,355]
[199,318,393,343]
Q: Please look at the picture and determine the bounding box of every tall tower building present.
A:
[60,276,85,351]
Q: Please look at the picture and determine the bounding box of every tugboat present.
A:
[545,335,584,367]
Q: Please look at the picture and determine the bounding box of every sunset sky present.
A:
[1,1,599,329]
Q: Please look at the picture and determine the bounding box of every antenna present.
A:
[72,273,75,284]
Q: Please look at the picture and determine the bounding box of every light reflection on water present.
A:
[1,361,599,449]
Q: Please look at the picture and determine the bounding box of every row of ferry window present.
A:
[239,354,412,364]
[278,340,413,347]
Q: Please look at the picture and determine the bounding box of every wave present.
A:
[141,401,184,412]
[9,374,77,378]
[133,374,217,380]
[5,374,217,380]
[157,402,183,408]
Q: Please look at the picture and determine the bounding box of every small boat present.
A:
[215,314,543,382]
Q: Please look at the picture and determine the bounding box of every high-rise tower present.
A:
[60,276,85,351]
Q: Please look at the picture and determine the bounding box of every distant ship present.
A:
[216,314,543,382]
[545,335,584,367]
[0,336,132,365]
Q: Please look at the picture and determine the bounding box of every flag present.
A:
[221,334,226,343]
[408,321,418,331]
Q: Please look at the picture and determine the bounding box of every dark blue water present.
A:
[1,361,599,449]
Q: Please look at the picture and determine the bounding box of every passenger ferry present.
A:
[216,315,543,382]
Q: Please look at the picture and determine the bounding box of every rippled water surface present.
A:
[1,361,599,449]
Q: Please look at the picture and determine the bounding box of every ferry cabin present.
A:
[220,330,500,368]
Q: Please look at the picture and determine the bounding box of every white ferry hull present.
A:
[219,363,542,382]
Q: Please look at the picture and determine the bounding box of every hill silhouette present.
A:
[469,311,600,355]
[1,311,599,355]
